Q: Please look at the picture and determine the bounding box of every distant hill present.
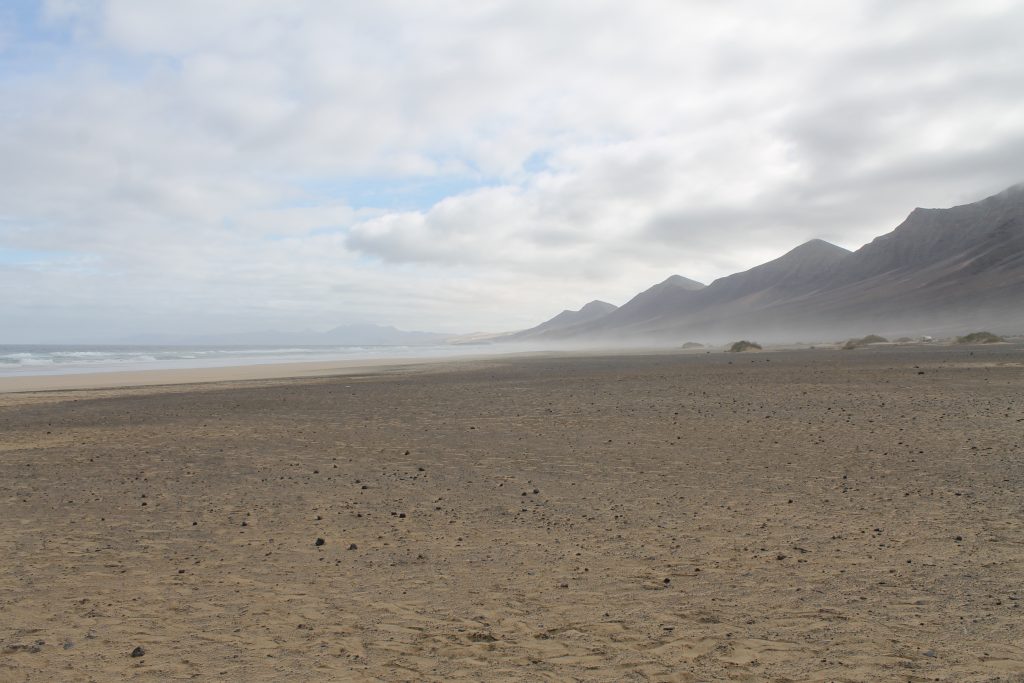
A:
[499,300,618,341]
[511,183,1024,343]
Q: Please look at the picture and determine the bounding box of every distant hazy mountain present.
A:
[539,275,706,340]
[123,323,448,346]
[514,183,1024,343]
[500,300,618,341]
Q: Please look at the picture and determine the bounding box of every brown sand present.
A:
[1,346,1023,681]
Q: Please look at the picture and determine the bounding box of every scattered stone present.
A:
[315,538,325,547]
[4,643,42,654]
[130,646,145,658]
[348,543,358,550]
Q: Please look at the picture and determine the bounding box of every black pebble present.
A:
[130,646,145,658]
[348,543,358,550]
[315,538,325,546]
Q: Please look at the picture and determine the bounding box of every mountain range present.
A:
[508,184,1024,344]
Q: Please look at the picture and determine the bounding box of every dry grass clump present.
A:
[729,340,762,352]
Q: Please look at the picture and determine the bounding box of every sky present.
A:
[1,0,1023,342]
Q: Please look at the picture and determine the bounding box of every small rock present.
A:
[130,646,145,658]
[348,543,358,550]
[315,538,325,547]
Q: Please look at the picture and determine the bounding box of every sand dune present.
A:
[1,346,1023,681]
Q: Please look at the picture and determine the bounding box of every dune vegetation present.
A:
[843,334,888,350]
[729,340,762,352]
[955,331,1005,344]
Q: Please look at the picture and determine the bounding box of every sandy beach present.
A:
[1,345,1023,681]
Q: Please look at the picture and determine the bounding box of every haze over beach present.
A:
[2,2,1024,681]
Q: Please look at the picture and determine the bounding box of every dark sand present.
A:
[1,346,1023,681]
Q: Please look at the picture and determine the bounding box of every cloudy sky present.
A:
[1,0,1022,342]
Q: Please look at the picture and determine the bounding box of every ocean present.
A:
[0,344,483,377]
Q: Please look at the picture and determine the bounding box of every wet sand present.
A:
[0,353,505,394]
[1,346,1023,681]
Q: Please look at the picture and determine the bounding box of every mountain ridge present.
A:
[511,183,1024,343]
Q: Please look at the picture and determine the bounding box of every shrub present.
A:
[729,340,762,352]
[843,334,889,350]
[956,331,1005,344]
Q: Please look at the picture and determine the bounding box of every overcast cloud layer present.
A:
[1,0,1023,342]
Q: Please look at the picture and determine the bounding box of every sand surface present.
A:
[1,346,1023,681]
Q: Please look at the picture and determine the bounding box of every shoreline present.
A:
[3,340,1019,394]
[0,353,496,394]
[0,347,653,394]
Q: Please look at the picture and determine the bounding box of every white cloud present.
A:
[0,1,1022,340]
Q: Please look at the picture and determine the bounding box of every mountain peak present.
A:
[784,239,852,261]
[661,274,706,291]
[503,299,617,340]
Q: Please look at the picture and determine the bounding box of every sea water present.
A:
[0,344,483,377]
